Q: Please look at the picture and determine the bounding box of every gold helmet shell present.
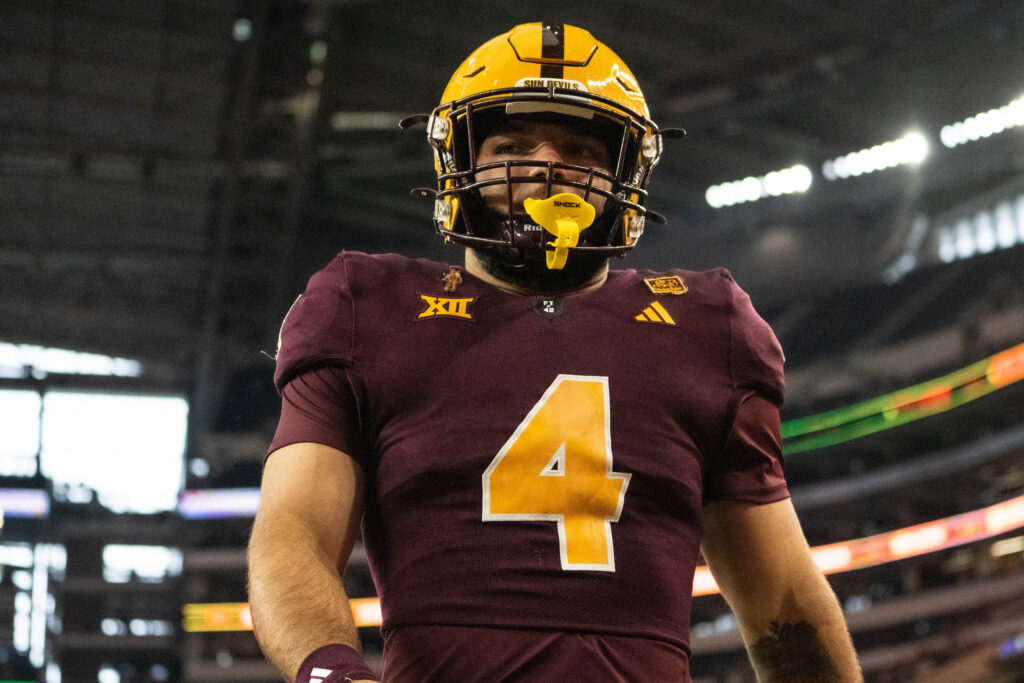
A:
[441,24,650,118]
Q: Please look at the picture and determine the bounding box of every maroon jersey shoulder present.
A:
[722,269,785,406]
[274,251,447,391]
[615,265,783,404]
[613,264,741,310]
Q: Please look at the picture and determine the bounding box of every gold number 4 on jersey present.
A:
[482,375,631,571]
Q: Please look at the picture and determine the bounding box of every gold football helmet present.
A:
[404,22,680,268]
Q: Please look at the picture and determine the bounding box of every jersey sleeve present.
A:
[268,253,369,466]
[727,274,785,407]
[703,272,788,504]
[703,392,787,503]
[267,365,370,468]
[273,253,356,392]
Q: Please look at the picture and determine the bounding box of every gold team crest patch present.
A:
[418,295,475,320]
[643,276,688,295]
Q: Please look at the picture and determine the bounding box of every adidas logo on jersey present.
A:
[635,301,676,325]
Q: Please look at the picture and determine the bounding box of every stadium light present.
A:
[705,164,812,208]
[940,96,1024,148]
[936,193,1024,264]
[0,342,142,379]
[822,132,929,181]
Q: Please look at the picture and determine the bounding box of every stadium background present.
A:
[1,0,1023,680]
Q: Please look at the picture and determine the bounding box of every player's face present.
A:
[475,120,614,215]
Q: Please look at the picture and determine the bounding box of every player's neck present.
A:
[464,249,609,296]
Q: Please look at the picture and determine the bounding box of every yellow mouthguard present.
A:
[523,193,597,270]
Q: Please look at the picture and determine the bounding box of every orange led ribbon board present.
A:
[183,493,1024,629]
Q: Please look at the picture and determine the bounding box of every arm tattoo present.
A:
[748,620,842,682]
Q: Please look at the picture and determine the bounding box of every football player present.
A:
[248,22,861,682]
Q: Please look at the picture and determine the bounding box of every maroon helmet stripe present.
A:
[540,23,564,78]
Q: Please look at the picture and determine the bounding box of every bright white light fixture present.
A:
[103,545,183,584]
[991,535,1024,557]
[940,96,1024,148]
[995,201,1018,248]
[0,543,35,568]
[129,619,173,636]
[41,392,188,514]
[98,666,121,683]
[31,544,50,667]
[0,342,142,379]
[705,164,812,208]
[101,618,127,636]
[936,192,1024,264]
[14,591,31,652]
[310,40,328,64]
[822,132,929,181]
[0,389,41,477]
[189,458,210,478]
[12,570,32,590]
[232,18,252,42]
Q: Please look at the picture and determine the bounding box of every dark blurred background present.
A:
[1,1,1023,681]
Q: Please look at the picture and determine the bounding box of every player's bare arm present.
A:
[701,498,862,682]
[248,442,379,682]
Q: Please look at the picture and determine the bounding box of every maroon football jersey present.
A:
[269,251,787,681]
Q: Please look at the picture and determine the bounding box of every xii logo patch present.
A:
[418,295,475,320]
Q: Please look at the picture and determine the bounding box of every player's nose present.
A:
[527,143,578,179]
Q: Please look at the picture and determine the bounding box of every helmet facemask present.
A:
[428,88,664,270]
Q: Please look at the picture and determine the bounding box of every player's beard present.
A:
[463,190,615,293]
[471,248,609,294]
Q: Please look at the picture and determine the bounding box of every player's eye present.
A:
[562,140,611,170]
[493,142,528,155]
[567,140,604,159]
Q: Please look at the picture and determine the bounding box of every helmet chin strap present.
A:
[469,248,609,294]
